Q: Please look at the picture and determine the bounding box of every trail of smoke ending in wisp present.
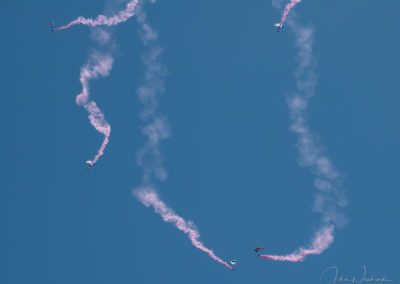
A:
[135,189,234,270]
[259,225,334,262]
[288,24,347,226]
[133,3,232,270]
[60,1,140,166]
[260,6,348,263]
[77,50,113,166]
[56,0,139,31]
[277,0,302,31]
[135,2,169,185]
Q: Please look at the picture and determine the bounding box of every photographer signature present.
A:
[320,265,394,284]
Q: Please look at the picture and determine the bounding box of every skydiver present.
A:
[254,246,264,253]
[274,23,281,32]
[87,163,96,169]
[86,160,94,169]
[230,260,237,270]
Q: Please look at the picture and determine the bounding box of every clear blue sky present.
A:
[1,0,399,283]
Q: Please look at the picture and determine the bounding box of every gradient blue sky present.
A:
[1,0,399,283]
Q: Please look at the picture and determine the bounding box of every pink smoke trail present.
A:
[258,226,334,262]
[56,0,139,31]
[133,4,232,271]
[277,0,302,32]
[77,53,113,167]
[135,189,234,270]
[58,0,140,166]
[258,0,348,263]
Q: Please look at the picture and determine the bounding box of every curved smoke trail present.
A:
[276,0,302,32]
[77,50,113,166]
[259,225,334,262]
[135,189,234,270]
[59,1,140,167]
[132,1,233,270]
[56,0,139,31]
[259,2,348,262]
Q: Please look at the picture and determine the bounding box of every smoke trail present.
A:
[56,0,139,31]
[259,225,334,262]
[77,50,113,167]
[60,1,140,167]
[259,6,348,263]
[132,2,232,270]
[276,0,302,32]
[134,2,169,185]
[135,189,234,270]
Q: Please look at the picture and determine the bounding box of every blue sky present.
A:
[1,0,399,283]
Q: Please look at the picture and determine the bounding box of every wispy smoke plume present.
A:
[133,1,232,270]
[260,5,347,262]
[77,47,113,165]
[134,2,169,185]
[260,225,334,262]
[60,1,140,167]
[288,23,348,226]
[135,189,234,270]
[56,0,139,31]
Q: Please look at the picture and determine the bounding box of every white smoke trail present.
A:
[135,189,233,270]
[76,29,115,167]
[288,22,348,226]
[133,1,232,270]
[134,2,169,185]
[56,0,139,31]
[259,225,334,262]
[60,0,140,167]
[260,5,348,262]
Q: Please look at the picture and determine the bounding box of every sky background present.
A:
[1,0,399,283]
